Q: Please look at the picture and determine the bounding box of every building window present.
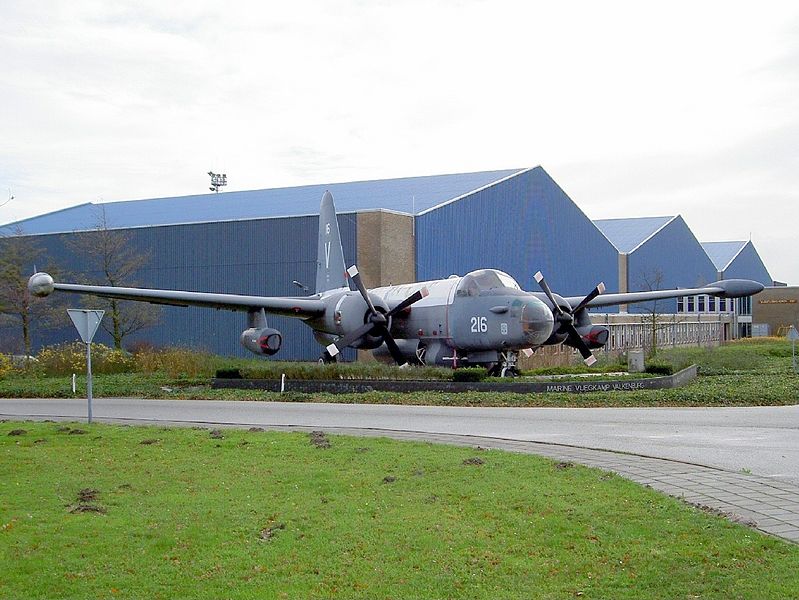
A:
[708,296,716,312]
[677,297,684,312]
[698,295,706,312]
[737,296,752,316]
[687,296,695,312]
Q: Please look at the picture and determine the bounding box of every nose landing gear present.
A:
[487,351,521,378]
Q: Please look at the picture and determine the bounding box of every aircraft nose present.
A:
[521,298,554,345]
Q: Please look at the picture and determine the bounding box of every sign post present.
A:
[788,326,799,373]
[67,310,105,423]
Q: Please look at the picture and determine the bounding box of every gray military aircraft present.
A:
[28,191,764,375]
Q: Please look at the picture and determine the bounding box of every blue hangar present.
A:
[1,167,773,358]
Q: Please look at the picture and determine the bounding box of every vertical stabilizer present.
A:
[316,191,348,293]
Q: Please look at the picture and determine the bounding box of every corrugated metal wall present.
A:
[625,216,717,313]
[415,167,619,298]
[9,214,357,359]
[724,242,772,285]
[2,168,776,359]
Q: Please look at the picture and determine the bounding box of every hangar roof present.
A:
[701,241,747,272]
[4,168,526,235]
[592,216,675,253]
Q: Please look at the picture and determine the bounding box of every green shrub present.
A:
[0,354,12,379]
[644,361,673,376]
[215,367,242,379]
[132,347,216,378]
[241,361,452,381]
[452,367,487,382]
[35,342,134,376]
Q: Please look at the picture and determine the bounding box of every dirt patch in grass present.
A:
[382,475,397,484]
[209,429,224,439]
[309,431,330,449]
[68,488,106,515]
[248,427,265,432]
[139,438,159,445]
[259,522,285,541]
[68,429,87,435]
[462,457,485,466]
[8,429,26,436]
[77,488,99,502]
[555,461,575,470]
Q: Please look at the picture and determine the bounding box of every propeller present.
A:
[326,265,429,366]
[533,271,605,366]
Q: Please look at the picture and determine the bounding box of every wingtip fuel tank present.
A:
[28,272,55,297]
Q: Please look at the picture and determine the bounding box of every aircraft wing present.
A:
[562,279,764,310]
[32,276,326,319]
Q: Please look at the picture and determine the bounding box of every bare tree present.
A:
[66,208,160,349]
[0,228,63,354]
[636,268,668,358]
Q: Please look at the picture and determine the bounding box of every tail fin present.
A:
[315,191,348,293]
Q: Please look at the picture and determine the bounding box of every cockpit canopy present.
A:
[455,269,522,297]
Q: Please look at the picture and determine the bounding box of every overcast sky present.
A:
[1,1,797,284]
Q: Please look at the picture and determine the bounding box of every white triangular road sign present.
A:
[788,326,799,342]
[67,309,105,343]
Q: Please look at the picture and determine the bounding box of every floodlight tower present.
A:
[208,171,227,193]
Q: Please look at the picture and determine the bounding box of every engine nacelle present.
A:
[322,291,390,349]
[566,325,610,350]
[583,326,609,349]
[240,327,283,356]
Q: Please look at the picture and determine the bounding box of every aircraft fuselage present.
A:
[310,271,555,364]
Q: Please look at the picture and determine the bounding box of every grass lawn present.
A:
[2,422,798,599]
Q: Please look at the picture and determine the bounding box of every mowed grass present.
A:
[2,422,798,599]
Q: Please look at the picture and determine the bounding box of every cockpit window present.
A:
[456,269,521,297]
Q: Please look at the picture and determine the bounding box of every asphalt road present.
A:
[2,397,798,485]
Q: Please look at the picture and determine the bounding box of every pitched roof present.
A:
[592,216,675,253]
[701,241,748,272]
[4,168,526,235]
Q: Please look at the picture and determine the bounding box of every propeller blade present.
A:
[347,265,378,316]
[570,282,606,315]
[326,275,426,363]
[325,321,375,357]
[566,326,597,366]
[381,328,409,367]
[386,287,429,318]
[534,271,598,366]
[533,271,565,316]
